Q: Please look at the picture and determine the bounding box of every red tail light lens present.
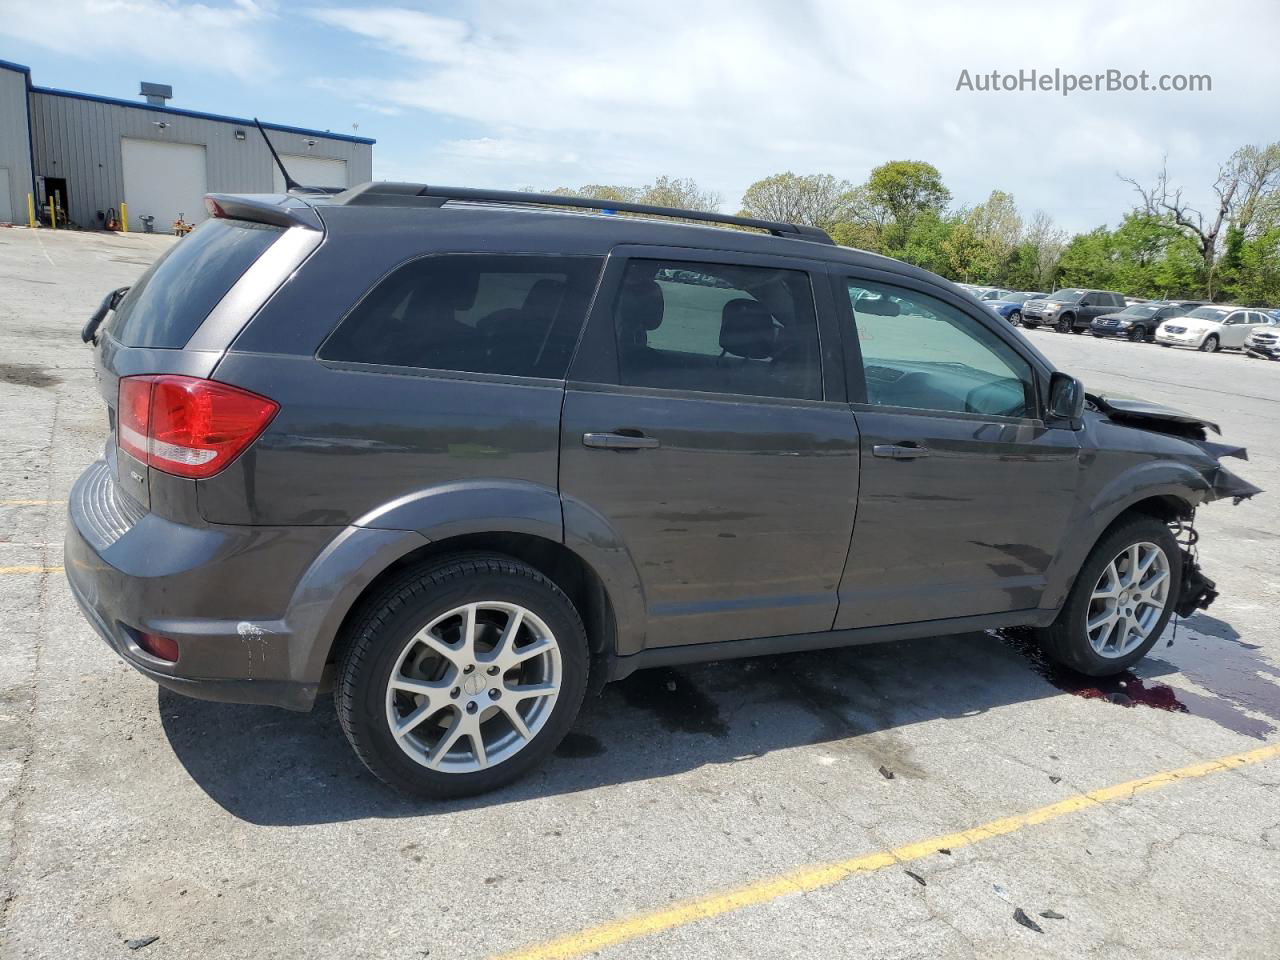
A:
[117,375,278,479]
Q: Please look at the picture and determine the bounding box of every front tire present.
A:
[1035,517,1181,676]
[335,554,589,798]
[1056,315,1073,333]
[1010,310,1022,326]
[1128,326,1146,342]
[1200,334,1220,352]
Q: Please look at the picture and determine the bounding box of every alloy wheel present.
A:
[1086,542,1171,658]
[384,601,561,773]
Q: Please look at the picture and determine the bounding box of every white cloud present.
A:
[0,0,277,81]
[313,0,1277,231]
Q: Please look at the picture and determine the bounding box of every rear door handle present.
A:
[872,443,929,460]
[583,432,661,450]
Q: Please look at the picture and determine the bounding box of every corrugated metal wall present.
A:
[0,65,34,223]
[28,90,373,231]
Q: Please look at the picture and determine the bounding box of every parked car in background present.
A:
[1124,297,1150,307]
[1156,305,1273,352]
[1090,302,1193,342]
[986,292,1049,324]
[1244,319,1280,360]
[1022,289,1127,333]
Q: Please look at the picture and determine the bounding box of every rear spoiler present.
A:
[203,194,323,231]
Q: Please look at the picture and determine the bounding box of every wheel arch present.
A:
[1040,480,1201,612]
[323,531,624,685]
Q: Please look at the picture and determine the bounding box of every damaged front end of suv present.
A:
[1087,392,1262,618]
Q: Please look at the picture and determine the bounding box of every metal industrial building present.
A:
[0,60,373,233]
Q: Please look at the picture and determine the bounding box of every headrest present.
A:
[437,267,479,311]
[855,295,900,316]
[720,299,776,359]
[523,278,565,317]
[617,278,664,332]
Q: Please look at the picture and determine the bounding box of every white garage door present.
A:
[0,168,12,224]
[273,155,348,192]
[121,139,208,234]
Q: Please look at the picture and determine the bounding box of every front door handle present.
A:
[872,443,930,460]
[583,432,661,450]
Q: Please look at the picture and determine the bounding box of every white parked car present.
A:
[1155,305,1274,352]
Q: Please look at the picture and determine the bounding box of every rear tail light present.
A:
[137,631,180,662]
[118,375,278,479]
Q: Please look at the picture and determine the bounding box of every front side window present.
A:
[613,259,822,401]
[846,279,1037,419]
[319,255,603,378]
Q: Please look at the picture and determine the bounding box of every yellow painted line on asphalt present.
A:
[490,742,1280,960]
[0,565,63,575]
[0,499,65,506]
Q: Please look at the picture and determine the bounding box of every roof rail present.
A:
[333,182,834,244]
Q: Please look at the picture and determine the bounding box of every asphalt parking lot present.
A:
[1,227,1277,960]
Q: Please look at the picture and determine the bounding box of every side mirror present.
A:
[1048,372,1085,423]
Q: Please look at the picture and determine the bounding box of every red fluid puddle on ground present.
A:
[998,627,1276,739]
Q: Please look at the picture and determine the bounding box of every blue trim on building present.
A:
[28,83,376,145]
[0,59,33,76]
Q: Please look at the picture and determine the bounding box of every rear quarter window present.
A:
[107,219,284,348]
[319,254,603,379]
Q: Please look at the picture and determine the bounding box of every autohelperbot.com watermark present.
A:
[956,68,1211,96]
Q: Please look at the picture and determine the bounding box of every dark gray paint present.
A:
[64,190,1253,711]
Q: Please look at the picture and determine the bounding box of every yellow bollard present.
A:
[121,202,128,233]
[48,199,56,230]
[27,193,35,228]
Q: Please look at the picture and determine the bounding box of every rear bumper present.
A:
[64,460,426,711]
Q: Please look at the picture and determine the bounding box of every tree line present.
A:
[546,144,1280,304]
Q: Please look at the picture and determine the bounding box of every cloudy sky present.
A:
[2,0,1278,232]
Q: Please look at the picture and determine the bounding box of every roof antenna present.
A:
[255,118,302,192]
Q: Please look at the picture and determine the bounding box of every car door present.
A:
[559,246,858,651]
[1220,310,1249,347]
[832,270,1082,629]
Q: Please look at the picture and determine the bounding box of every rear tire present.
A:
[335,554,589,798]
[1035,517,1181,676]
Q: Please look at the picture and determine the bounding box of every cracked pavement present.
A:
[0,228,1277,959]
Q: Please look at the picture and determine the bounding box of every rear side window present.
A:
[613,259,822,401]
[108,219,284,348]
[319,255,603,379]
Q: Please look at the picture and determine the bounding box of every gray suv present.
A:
[1022,289,1127,333]
[66,185,1259,797]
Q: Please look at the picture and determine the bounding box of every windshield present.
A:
[1121,305,1161,317]
[1048,289,1086,303]
[1184,306,1232,322]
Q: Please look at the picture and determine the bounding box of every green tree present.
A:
[738,172,855,228]
[849,161,951,250]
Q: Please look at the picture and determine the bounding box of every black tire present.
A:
[1035,517,1181,676]
[1091,332,1105,338]
[1159,343,1171,348]
[1199,334,1220,352]
[1056,315,1073,333]
[1128,326,1146,342]
[335,553,589,798]
[1010,310,1022,326]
